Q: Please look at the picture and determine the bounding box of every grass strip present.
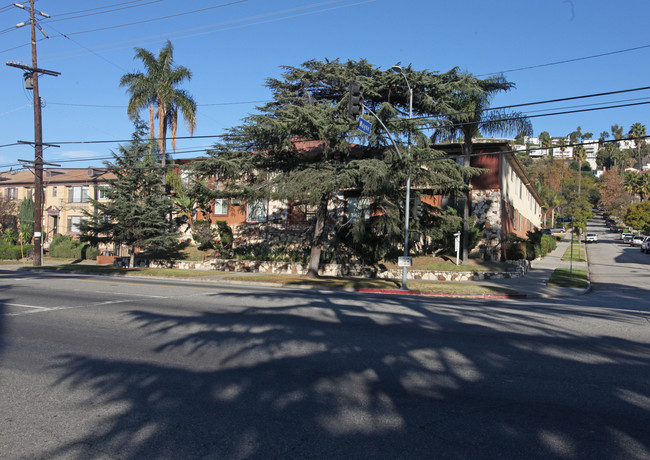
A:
[561,244,586,262]
[23,264,230,278]
[24,264,517,295]
[547,268,588,288]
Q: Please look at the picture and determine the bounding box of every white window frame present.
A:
[214,198,228,215]
[68,185,89,203]
[97,186,109,200]
[246,199,267,223]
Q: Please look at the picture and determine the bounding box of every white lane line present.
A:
[3,299,132,316]
[5,303,49,310]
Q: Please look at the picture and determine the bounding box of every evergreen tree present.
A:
[81,122,180,267]
[192,59,479,275]
[18,196,34,243]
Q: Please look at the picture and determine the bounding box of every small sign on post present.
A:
[454,231,461,266]
[398,256,412,267]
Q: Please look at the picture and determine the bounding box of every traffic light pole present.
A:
[349,77,413,290]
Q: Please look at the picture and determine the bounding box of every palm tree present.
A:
[573,144,586,194]
[438,75,532,262]
[628,122,647,169]
[120,40,197,168]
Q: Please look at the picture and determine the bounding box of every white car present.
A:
[640,236,650,253]
[632,235,645,247]
[585,233,598,243]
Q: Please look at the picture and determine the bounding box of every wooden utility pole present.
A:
[6,0,59,266]
[29,0,44,266]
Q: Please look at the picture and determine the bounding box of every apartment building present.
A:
[0,167,116,244]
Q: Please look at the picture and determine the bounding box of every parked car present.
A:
[641,236,650,253]
[632,235,645,247]
[621,232,632,240]
[550,227,566,234]
[585,233,598,243]
[622,234,633,244]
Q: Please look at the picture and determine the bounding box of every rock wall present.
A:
[145,258,529,280]
[471,189,502,261]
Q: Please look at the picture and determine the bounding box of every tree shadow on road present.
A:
[37,291,650,459]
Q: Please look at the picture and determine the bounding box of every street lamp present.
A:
[391,65,413,290]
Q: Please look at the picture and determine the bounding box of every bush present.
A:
[232,243,307,262]
[525,229,558,260]
[506,230,558,261]
[0,244,32,260]
[49,234,99,260]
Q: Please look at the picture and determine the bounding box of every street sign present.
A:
[357,117,372,135]
[556,217,573,223]
[398,256,412,267]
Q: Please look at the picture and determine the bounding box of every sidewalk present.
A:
[466,238,590,298]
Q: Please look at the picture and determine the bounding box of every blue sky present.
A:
[1,0,649,171]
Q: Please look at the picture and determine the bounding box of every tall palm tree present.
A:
[438,75,532,262]
[573,144,586,194]
[120,40,197,168]
[628,122,647,169]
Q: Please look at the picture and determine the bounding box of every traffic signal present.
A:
[348,81,362,119]
[412,196,423,220]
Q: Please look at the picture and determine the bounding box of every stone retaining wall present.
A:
[145,257,531,281]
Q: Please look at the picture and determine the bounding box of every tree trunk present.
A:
[129,246,136,269]
[157,103,166,168]
[578,160,582,194]
[307,196,329,277]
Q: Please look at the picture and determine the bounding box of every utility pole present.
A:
[6,0,59,266]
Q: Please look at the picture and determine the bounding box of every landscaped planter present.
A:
[136,257,530,281]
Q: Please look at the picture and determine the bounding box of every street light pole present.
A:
[392,65,413,290]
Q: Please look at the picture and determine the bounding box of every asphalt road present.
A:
[0,234,649,459]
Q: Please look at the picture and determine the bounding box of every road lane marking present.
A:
[5,303,48,310]
[3,299,132,316]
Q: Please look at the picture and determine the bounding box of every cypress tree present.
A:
[193,59,484,275]
[81,121,180,267]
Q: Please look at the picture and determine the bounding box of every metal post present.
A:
[393,66,413,291]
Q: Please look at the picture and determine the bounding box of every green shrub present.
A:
[232,243,308,263]
[0,228,19,245]
[0,244,32,260]
[504,235,527,260]
[49,234,99,260]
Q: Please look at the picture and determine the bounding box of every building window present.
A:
[347,197,371,222]
[67,216,87,233]
[52,186,57,197]
[97,186,109,200]
[5,188,18,200]
[68,186,89,203]
[246,199,267,223]
[214,198,228,215]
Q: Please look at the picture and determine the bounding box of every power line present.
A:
[478,43,650,76]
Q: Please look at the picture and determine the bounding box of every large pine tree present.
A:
[81,122,179,267]
[192,59,483,275]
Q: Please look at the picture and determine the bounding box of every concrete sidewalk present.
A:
[471,238,590,298]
